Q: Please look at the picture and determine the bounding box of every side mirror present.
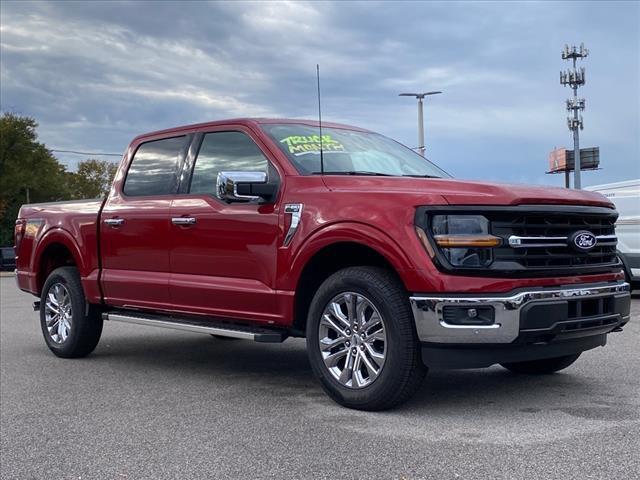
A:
[216,171,276,203]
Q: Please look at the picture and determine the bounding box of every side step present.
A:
[102,311,288,343]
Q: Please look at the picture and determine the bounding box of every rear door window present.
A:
[123,136,186,196]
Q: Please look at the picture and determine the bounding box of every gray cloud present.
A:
[0,0,638,186]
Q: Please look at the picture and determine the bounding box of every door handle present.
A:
[171,217,196,225]
[104,218,124,227]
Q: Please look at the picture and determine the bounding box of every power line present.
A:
[50,149,122,157]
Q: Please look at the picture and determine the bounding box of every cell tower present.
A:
[560,43,588,189]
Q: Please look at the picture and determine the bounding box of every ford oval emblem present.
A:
[570,231,597,252]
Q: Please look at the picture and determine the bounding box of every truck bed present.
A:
[15,198,105,299]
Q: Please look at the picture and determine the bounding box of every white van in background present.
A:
[586,179,640,287]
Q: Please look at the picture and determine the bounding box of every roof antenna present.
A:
[316,64,325,175]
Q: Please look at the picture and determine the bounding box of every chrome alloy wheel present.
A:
[44,283,72,343]
[318,292,387,389]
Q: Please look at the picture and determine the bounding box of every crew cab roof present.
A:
[131,118,372,143]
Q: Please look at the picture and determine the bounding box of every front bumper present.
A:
[409,281,631,344]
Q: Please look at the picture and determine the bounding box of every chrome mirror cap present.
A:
[216,171,267,202]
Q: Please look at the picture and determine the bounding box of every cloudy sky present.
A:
[1,0,638,186]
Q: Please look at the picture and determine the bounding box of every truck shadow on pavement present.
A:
[87,331,628,415]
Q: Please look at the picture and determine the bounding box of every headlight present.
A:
[429,215,500,267]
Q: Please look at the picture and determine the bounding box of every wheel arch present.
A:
[289,223,414,335]
[34,229,85,294]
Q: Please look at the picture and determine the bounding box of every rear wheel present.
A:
[40,266,103,358]
[306,266,426,411]
[501,353,581,374]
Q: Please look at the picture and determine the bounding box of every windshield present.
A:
[262,124,450,178]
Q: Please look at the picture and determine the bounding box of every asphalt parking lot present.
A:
[1,276,638,480]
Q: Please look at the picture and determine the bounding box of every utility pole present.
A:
[560,44,588,189]
[399,91,442,156]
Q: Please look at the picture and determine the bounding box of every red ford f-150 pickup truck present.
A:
[15,118,631,410]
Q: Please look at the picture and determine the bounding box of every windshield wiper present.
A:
[312,171,395,176]
[402,174,441,178]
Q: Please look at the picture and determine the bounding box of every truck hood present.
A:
[322,176,614,208]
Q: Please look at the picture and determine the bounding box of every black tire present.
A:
[501,353,581,374]
[306,266,426,411]
[40,266,103,358]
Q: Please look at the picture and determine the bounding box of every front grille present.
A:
[490,207,618,273]
[417,205,622,277]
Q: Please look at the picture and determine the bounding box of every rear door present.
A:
[101,135,190,310]
[169,128,282,324]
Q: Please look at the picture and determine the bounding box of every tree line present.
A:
[0,112,118,246]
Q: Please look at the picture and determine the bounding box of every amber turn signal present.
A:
[415,226,436,257]
[434,235,501,248]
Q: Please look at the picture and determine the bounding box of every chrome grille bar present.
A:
[508,234,617,248]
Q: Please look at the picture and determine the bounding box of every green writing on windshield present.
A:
[280,135,346,156]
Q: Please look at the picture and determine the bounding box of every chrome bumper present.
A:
[410,282,631,344]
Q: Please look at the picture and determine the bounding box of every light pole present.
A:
[399,91,442,156]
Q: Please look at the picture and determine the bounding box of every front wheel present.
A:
[501,353,581,374]
[40,266,103,358]
[306,266,426,411]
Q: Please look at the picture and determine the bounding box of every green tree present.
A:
[0,112,70,246]
[68,159,118,199]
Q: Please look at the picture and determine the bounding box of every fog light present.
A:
[442,306,495,326]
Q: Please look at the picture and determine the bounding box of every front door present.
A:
[101,135,189,311]
[169,129,282,324]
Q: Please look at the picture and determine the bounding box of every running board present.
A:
[102,312,288,343]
